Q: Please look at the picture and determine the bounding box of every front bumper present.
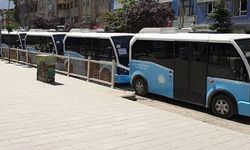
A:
[238,101,250,117]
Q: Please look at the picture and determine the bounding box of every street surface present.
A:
[136,95,250,135]
[0,60,250,150]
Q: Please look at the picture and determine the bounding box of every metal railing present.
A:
[0,48,116,88]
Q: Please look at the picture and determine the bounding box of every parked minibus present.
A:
[64,32,134,83]
[130,30,250,118]
[25,32,66,55]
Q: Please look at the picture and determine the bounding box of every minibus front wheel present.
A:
[133,76,148,97]
[211,94,236,119]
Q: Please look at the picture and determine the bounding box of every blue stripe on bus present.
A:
[207,77,250,116]
[130,60,174,98]
[115,74,130,84]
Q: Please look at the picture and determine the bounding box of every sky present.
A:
[0,0,15,9]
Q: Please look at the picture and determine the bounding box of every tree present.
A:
[30,16,59,29]
[104,0,135,32]
[63,19,80,32]
[13,0,20,24]
[104,0,174,33]
[208,0,232,33]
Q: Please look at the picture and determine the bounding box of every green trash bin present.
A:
[36,54,55,83]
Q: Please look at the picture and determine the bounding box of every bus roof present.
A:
[1,31,27,35]
[65,32,134,39]
[26,32,66,37]
[133,33,250,43]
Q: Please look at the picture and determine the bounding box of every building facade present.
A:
[172,0,250,32]
[196,0,250,32]
[0,9,16,27]
[16,0,114,28]
[172,0,196,28]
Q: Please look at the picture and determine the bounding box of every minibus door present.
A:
[174,42,206,106]
[174,42,189,101]
[188,43,207,106]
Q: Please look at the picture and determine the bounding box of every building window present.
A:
[234,0,247,16]
[82,16,86,23]
[74,0,78,7]
[183,0,194,16]
[58,4,62,10]
[207,2,215,14]
[87,16,91,23]
[240,0,247,15]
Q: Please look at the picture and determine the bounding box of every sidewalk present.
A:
[0,60,250,150]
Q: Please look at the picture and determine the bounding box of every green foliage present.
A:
[104,0,174,33]
[5,23,15,32]
[208,0,232,33]
[104,0,135,32]
[104,9,126,32]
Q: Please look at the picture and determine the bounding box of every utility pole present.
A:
[7,0,11,63]
[179,0,184,29]
[0,10,2,59]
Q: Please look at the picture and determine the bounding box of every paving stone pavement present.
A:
[0,60,250,150]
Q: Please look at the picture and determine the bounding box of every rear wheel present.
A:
[133,77,148,96]
[211,95,236,119]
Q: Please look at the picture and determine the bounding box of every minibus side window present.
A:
[26,36,40,51]
[99,39,114,61]
[65,37,84,58]
[132,40,174,69]
[208,43,248,82]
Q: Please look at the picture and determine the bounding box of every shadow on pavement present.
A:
[49,82,64,86]
[116,83,133,91]
[137,93,250,125]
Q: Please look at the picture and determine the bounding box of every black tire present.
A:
[133,77,148,96]
[211,95,236,119]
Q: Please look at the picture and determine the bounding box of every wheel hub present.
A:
[215,99,230,115]
[135,81,144,93]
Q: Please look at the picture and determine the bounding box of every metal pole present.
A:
[111,59,115,88]
[7,0,11,63]
[87,56,91,82]
[26,49,28,66]
[8,33,10,63]
[0,13,2,59]
[67,55,70,76]
[17,48,19,62]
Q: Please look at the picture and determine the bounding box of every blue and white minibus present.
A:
[64,32,134,83]
[130,31,250,118]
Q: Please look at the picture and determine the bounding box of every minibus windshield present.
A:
[235,39,250,64]
[111,36,133,67]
